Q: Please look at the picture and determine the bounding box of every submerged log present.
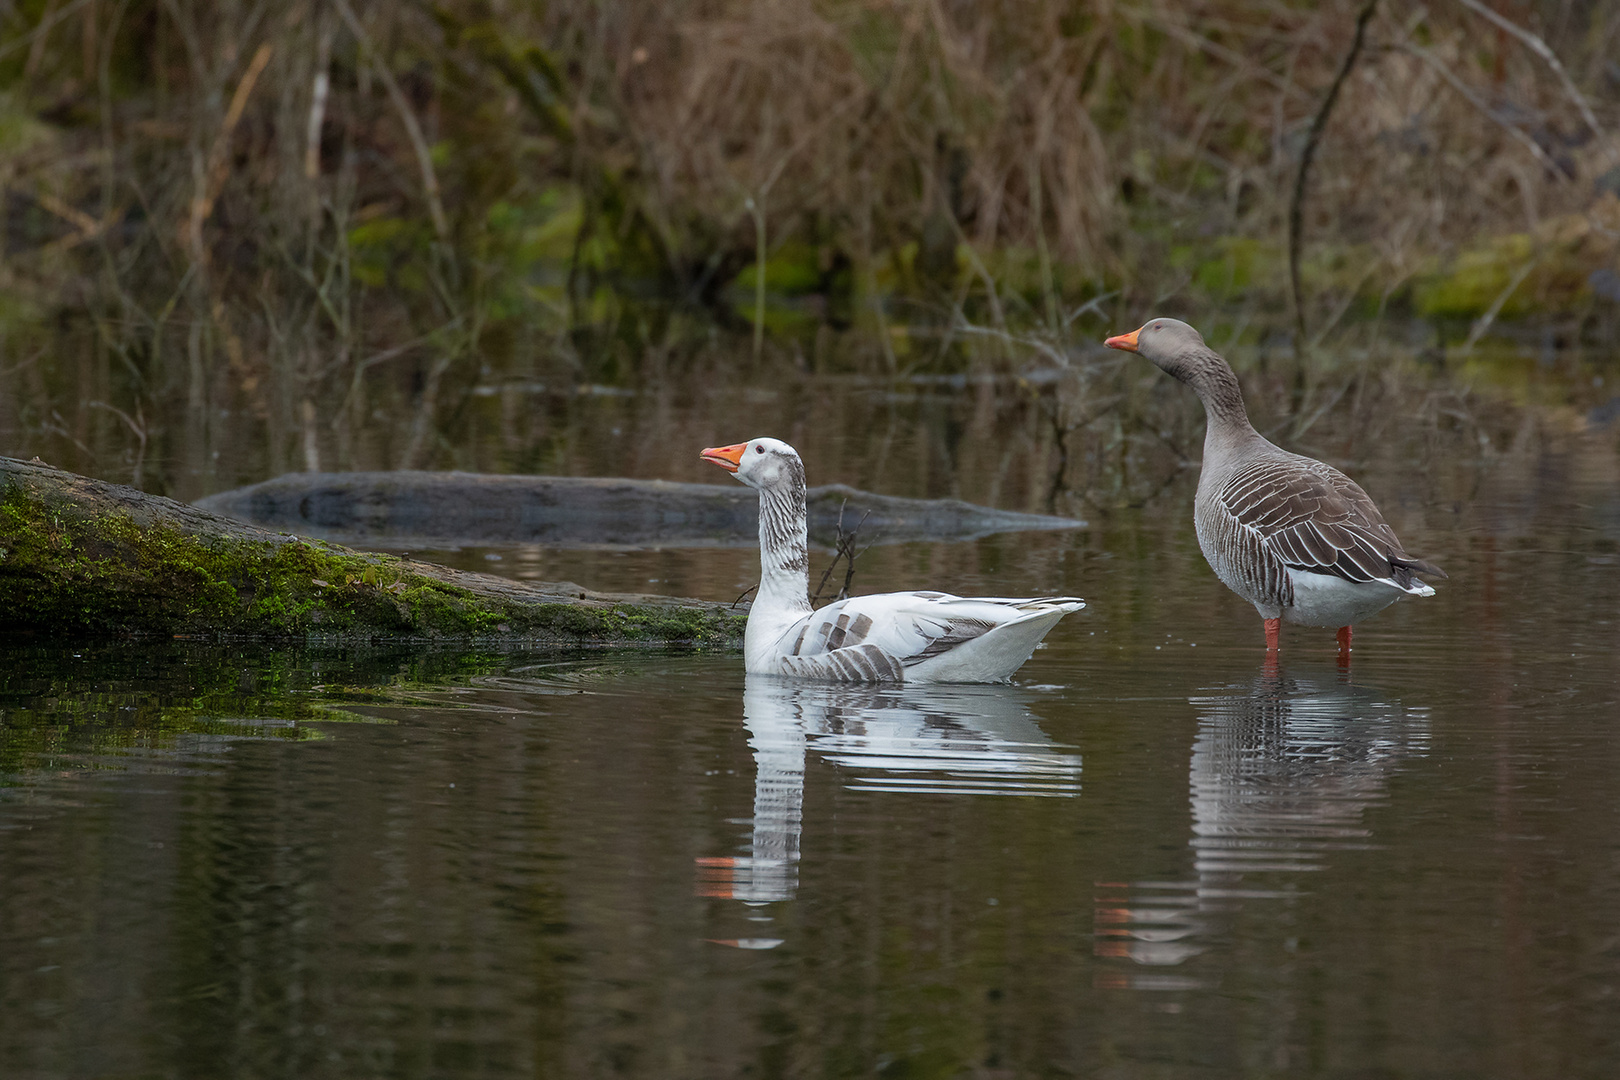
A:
[195,471,1085,549]
[0,457,745,643]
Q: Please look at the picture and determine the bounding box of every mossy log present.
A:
[0,457,746,644]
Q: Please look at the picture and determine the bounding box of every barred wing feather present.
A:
[1218,457,1440,593]
[776,592,1083,681]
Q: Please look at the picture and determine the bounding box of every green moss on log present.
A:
[0,472,746,644]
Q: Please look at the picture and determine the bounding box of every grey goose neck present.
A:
[1162,344,1257,446]
[1127,318,1260,453]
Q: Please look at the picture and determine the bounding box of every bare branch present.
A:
[1137,11,1311,100]
[1402,41,1568,178]
[185,40,274,259]
[1460,257,1538,356]
[810,501,873,606]
[2,0,94,64]
[1289,0,1378,346]
[1455,0,1610,154]
[332,0,450,243]
[305,22,334,180]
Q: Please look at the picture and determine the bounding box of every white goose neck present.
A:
[753,481,812,617]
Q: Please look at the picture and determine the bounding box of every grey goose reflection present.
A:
[699,438,1084,682]
[698,677,1081,905]
[1104,319,1445,655]
[1095,671,1428,986]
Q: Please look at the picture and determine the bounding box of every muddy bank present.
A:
[0,457,745,644]
[194,471,1085,549]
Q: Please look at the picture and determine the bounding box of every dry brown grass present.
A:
[556,0,1620,317]
[0,0,1616,488]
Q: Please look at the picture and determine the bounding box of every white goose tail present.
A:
[906,598,1086,684]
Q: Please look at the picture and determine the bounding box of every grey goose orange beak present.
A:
[700,442,748,473]
[1104,327,1141,352]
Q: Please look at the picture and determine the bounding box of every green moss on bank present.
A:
[0,482,745,644]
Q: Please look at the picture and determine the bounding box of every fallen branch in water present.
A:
[810,500,873,606]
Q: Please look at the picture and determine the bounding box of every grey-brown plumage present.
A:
[1105,318,1444,645]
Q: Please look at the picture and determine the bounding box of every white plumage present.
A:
[700,438,1083,683]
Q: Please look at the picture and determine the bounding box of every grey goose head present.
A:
[1104,317,1213,380]
[700,437,806,494]
[1105,317,1249,425]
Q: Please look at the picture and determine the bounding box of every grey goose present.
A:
[1104,318,1445,654]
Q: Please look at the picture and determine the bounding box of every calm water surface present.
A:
[3,420,1620,1076]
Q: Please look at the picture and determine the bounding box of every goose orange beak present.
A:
[700,442,748,473]
[1104,327,1141,352]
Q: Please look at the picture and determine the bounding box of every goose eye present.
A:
[755,445,765,453]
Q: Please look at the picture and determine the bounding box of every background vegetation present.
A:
[1,0,1617,498]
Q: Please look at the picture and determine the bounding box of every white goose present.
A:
[1105,318,1445,654]
[700,439,1084,682]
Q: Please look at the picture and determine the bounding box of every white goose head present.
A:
[700,438,805,493]
[701,437,812,618]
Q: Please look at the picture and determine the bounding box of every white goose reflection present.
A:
[700,675,1081,903]
[1096,669,1429,988]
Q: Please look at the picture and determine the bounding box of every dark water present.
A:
[5,384,1620,1075]
[3,340,1620,1075]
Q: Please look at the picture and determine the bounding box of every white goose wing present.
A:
[776,592,1084,682]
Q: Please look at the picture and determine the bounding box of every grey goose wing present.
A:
[1218,456,1439,589]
